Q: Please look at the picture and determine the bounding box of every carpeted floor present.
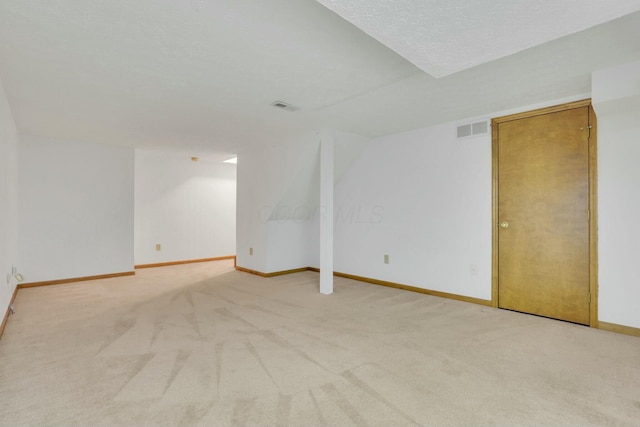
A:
[1,259,639,426]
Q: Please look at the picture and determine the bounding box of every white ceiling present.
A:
[0,1,639,159]
[315,0,640,78]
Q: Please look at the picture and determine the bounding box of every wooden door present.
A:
[495,105,592,325]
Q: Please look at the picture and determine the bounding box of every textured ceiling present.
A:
[315,0,640,77]
[0,1,639,158]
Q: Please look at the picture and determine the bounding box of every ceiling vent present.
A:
[271,100,299,112]
[456,120,489,139]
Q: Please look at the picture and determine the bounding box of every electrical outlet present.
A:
[384,254,389,264]
[156,244,161,251]
[249,247,253,256]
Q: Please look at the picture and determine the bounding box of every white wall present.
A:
[237,133,320,273]
[593,60,640,329]
[19,136,134,282]
[308,129,370,269]
[236,143,270,272]
[266,220,315,272]
[0,75,20,315]
[134,150,236,265]
[236,130,369,274]
[334,122,493,300]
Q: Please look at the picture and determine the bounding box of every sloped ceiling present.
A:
[0,1,639,158]
[314,0,640,77]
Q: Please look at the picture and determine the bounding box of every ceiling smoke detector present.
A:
[270,100,299,111]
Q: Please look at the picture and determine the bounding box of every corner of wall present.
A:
[0,73,21,324]
[592,60,640,329]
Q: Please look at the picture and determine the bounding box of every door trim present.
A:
[491,99,598,327]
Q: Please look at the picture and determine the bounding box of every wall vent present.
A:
[456,120,489,139]
[271,100,299,111]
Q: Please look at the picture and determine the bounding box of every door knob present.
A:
[499,221,509,229]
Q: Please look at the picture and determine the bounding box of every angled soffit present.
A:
[314,0,640,78]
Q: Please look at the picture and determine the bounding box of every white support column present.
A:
[319,129,334,295]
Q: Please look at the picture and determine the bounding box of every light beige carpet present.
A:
[1,260,639,426]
